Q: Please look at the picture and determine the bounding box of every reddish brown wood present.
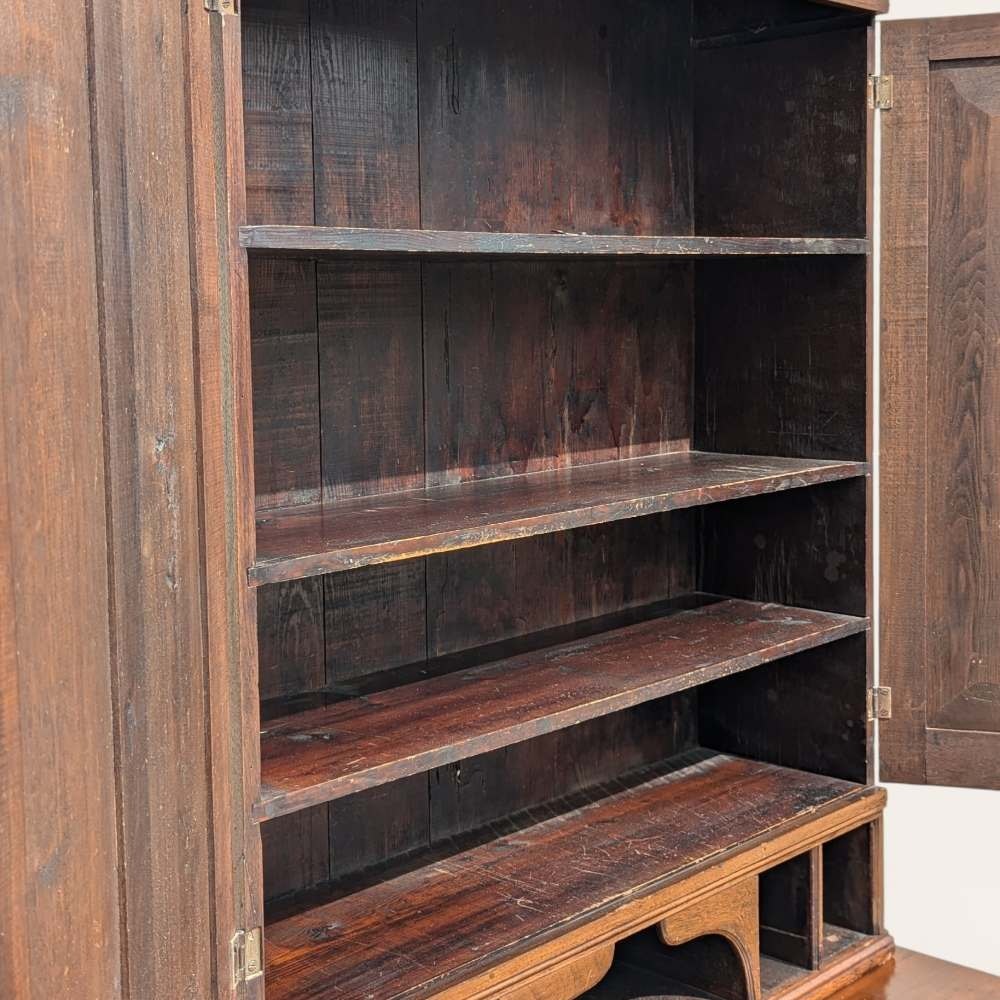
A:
[830,948,1000,1000]
[257,597,867,819]
[264,753,878,1000]
[881,15,1000,789]
[1,2,123,996]
[241,226,870,257]
[252,452,869,584]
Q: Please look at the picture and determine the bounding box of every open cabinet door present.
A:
[881,14,1000,790]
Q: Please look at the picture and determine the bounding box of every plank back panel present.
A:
[694,26,867,238]
[695,258,868,462]
[423,262,692,485]
[417,0,692,235]
[243,0,314,226]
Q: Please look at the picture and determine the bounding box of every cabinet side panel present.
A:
[1,0,123,996]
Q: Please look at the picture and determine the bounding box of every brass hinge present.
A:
[867,687,892,722]
[232,928,264,987]
[205,0,238,14]
[868,74,894,111]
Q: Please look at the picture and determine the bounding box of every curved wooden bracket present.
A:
[503,945,615,1000]
[658,877,762,1000]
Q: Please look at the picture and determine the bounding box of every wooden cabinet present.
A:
[238,1,886,997]
[7,0,946,998]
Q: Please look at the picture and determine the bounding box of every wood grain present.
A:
[694,25,868,238]
[252,452,870,584]
[1,0,122,995]
[422,261,692,484]
[264,752,878,1000]
[926,59,1000,734]
[879,19,931,785]
[695,257,868,461]
[881,15,1000,787]
[242,0,314,225]
[241,226,871,258]
[417,0,691,236]
[257,598,868,819]
[310,0,419,229]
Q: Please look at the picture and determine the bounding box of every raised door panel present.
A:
[881,14,1000,789]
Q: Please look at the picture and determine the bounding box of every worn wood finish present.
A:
[1,0,123,996]
[233,4,884,998]
[417,0,691,236]
[264,752,882,1000]
[242,0,313,226]
[695,258,868,462]
[252,452,869,584]
[241,227,871,258]
[881,16,1000,789]
[257,598,868,819]
[701,634,870,785]
[422,261,692,484]
[694,25,867,238]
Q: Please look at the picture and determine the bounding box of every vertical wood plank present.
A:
[418,0,692,235]
[242,0,315,226]
[879,20,930,784]
[250,258,321,510]
[311,0,419,228]
[694,26,867,238]
[184,5,265,996]
[1,0,123,996]
[423,262,692,486]
[317,262,425,499]
[88,0,217,993]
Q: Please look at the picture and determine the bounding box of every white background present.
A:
[874,0,1000,976]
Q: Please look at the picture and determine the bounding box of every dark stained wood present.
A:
[242,0,314,225]
[760,849,823,970]
[880,19,931,786]
[698,478,870,619]
[316,261,424,499]
[265,752,878,1000]
[422,262,692,484]
[252,452,870,584]
[823,823,881,938]
[928,14,1000,61]
[694,26,867,239]
[249,257,321,508]
[700,634,870,786]
[1,0,123,995]
[417,0,692,236]
[881,16,1000,789]
[310,0,419,229]
[257,598,868,819]
[88,0,218,991]
[695,258,868,462]
[241,226,871,258]
[925,58,1000,761]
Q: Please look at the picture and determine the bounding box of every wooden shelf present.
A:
[263,750,879,1000]
[256,596,867,820]
[240,224,870,259]
[251,451,869,585]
